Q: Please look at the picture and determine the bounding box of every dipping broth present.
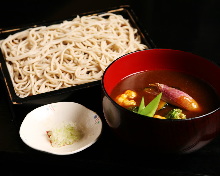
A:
[110,70,220,119]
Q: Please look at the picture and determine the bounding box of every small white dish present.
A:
[19,102,102,155]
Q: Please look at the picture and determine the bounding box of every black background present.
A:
[1,0,220,65]
[0,0,220,175]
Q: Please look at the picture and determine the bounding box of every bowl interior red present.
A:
[103,49,220,97]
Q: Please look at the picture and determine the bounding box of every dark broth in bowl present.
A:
[110,70,219,119]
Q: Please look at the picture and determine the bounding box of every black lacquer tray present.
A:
[0,5,155,105]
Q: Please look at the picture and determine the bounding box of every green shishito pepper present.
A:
[128,93,162,117]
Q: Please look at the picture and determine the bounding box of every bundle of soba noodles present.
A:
[0,13,147,98]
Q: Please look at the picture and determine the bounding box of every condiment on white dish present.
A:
[19,102,102,155]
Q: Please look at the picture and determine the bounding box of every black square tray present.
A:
[0,5,155,105]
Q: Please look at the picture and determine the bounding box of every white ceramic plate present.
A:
[19,102,102,155]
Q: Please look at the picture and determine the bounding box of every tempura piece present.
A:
[115,90,137,107]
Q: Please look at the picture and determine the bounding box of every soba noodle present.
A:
[0,13,147,98]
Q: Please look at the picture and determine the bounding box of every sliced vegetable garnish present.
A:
[138,93,162,117]
[138,96,146,114]
[165,109,186,119]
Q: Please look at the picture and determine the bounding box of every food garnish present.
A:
[115,90,137,106]
[114,82,195,119]
[46,123,83,148]
[165,109,186,119]
[145,83,200,112]
[138,93,162,117]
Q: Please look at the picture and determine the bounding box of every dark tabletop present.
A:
[0,0,220,175]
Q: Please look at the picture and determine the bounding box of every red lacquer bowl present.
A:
[102,49,220,154]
